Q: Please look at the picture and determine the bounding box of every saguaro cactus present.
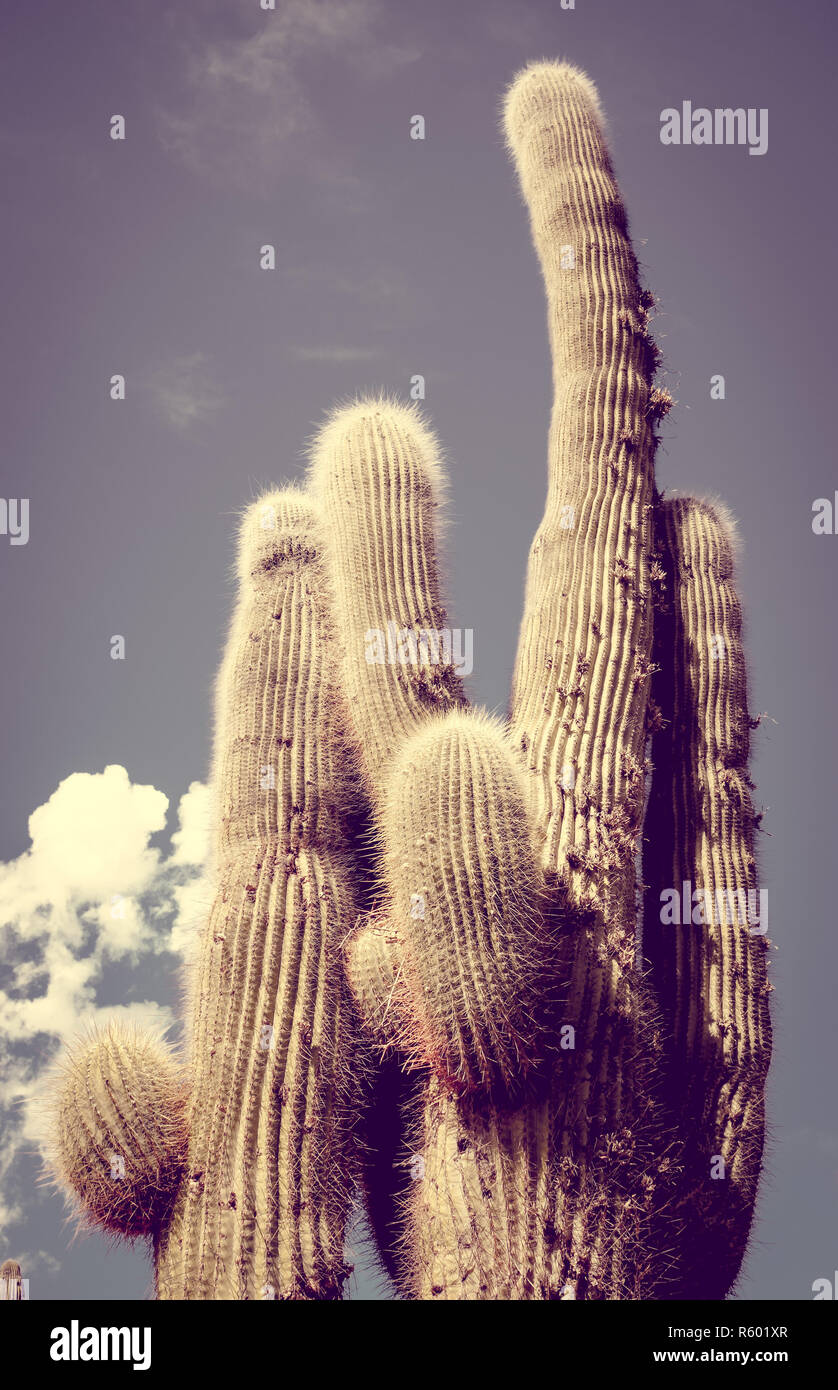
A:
[47,60,770,1301]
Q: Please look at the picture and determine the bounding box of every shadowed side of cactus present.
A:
[643,496,772,1298]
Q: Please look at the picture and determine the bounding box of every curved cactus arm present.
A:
[499,54,668,1114]
[155,489,363,1300]
[44,1023,188,1238]
[505,61,666,929]
[643,495,772,1297]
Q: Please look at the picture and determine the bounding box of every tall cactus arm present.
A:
[155,489,363,1300]
[309,400,466,799]
[48,490,365,1300]
[643,496,772,1298]
[505,60,663,925]
[311,400,569,1290]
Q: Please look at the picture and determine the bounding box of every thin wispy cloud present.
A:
[158,0,421,189]
[285,266,418,327]
[483,0,551,49]
[291,345,379,362]
[142,352,223,431]
[0,769,210,1245]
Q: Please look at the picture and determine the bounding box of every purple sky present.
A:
[1,0,837,1300]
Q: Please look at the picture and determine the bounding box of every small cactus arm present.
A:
[45,1023,188,1237]
[315,61,771,1299]
[48,491,365,1299]
[1,1260,25,1300]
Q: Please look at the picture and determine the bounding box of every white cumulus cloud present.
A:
[0,767,211,1245]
